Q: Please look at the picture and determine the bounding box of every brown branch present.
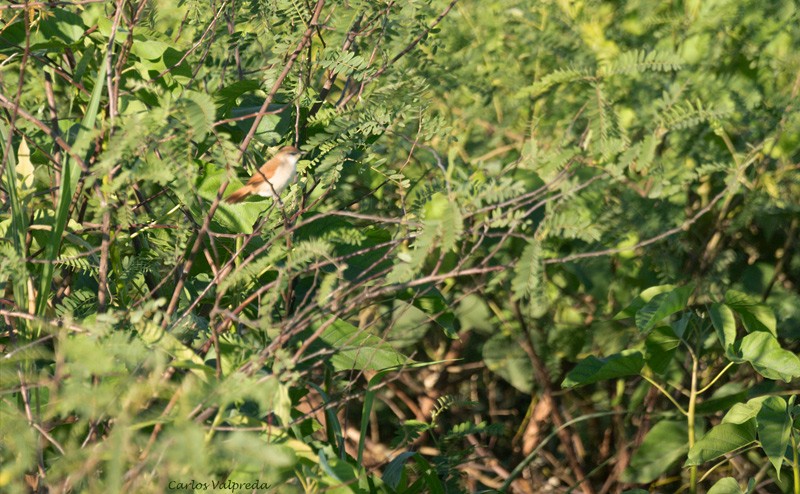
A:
[0,93,87,170]
[238,0,326,156]
[512,301,595,494]
[332,0,457,110]
[95,186,112,313]
[0,0,106,9]
[162,181,227,326]
[367,0,458,82]
[543,163,748,265]
[0,309,87,333]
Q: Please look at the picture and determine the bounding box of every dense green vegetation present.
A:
[1,0,799,492]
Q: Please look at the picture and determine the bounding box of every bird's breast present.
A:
[254,164,296,197]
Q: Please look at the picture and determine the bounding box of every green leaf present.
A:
[411,454,445,494]
[736,332,800,382]
[644,325,680,374]
[439,200,463,252]
[215,80,261,114]
[138,321,211,382]
[709,302,737,357]
[483,333,534,393]
[722,397,769,424]
[193,163,264,234]
[0,123,30,313]
[621,420,691,483]
[386,222,437,284]
[756,396,791,477]
[614,284,675,320]
[130,38,170,60]
[686,421,757,466]
[360,367,400,465]
[37,46,108,316]
[15,138,34,189]
[39,8,86,45]
[634,284,694,332]
[179,91,216,139]
[307,318,411,372]
[526,67,592,97]
[317,449,359,488]
[217,374,292,426]
[707,477,745,494]
[221,434,296,480]
[724,290,777,336]
[396,286,457,339]
[382,451,417,489]
[511,241,543,301]
[562,351,644,388]
[602,49,683,75]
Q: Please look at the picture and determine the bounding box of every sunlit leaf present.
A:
[15,138,34,189]
[724,290,777,336]
[736,332,800,382]
[686,421,757,466]
[634,284,693,332]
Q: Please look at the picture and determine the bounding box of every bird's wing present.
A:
[246,159,278,185]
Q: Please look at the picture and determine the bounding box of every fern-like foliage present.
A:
[445,421,505,441]
[660,99,731,131]
[55,288,97,318]
[318,52,375,81]
[527,67,594,98]
[53,255,99,276]
[601,49,683,75]
[511,240,543,301]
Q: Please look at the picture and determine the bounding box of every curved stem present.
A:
[642,375,688,415]
[697,361,734,395]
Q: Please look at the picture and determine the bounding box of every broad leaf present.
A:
[736,332,800,382]
[723,397,769,425]
[382,451,417,489]
[562,351,644,388]
[686,421,757,466]
[483,333,534,393]
[614,284,675,320]
[644,325,680,374]
[709,302,736,357]
[193,162,264,234]
[621,420,690,483]
[724,290,776,336]
[634,284,693,332]
[15,138,34,189]
[756,396,791,477]
[307,318,411,372]
[396,286,457,339]
[707,478,745,494]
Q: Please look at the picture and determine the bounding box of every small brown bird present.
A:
[225,146,303,203]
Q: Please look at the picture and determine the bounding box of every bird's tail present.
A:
[225,185,252,203]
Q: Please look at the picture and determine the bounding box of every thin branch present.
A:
[365,0,458,83]
[238,0,326,157]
